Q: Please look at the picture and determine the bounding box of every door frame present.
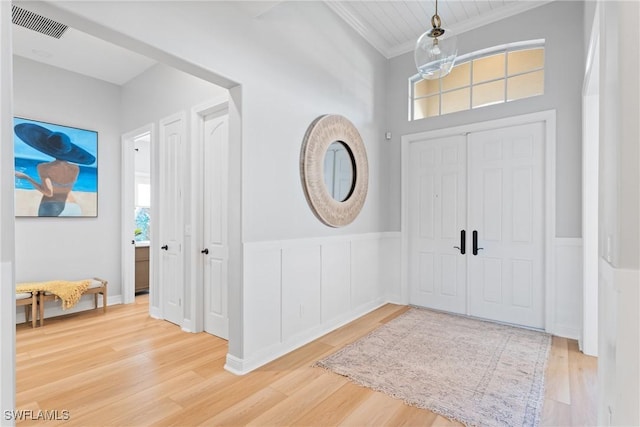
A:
[121,124,155,308]
[401,110,557,332]
[188,97,229,333]
[581,3,600,356]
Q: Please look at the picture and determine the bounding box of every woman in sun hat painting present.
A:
[14,123,96,217]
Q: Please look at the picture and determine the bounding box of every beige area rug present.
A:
[314,307,551,427]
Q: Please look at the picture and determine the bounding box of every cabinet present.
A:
[135,246,150,293]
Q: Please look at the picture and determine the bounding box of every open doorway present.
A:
[122,127,154,307]
[5,3,243,413]
[133,133,152,296]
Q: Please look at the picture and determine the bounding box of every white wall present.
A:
[42,1,391,366]
[48,1,391,243]
[597,2,640,425]
[584,1,597,57]
[0,1,16,417]
[386,0,585,238]
[121,63,228,132]
[13,57,122,309]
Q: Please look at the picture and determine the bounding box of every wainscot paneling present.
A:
[598,259,640,425]
[321,241,351,323]
[282,245,322,341]
[234,232,401,374]
[552,238,583,339]
[243,245,282,358]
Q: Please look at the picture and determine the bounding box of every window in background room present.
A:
[134,178,151,242]
[410,41,545,121]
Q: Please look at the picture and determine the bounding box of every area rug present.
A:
[314,307,551,427]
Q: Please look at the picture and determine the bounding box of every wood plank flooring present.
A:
[15,295,597,426]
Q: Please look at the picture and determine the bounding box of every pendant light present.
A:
[414,0,458,80]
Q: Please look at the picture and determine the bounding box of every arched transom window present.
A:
[410,40,545,120]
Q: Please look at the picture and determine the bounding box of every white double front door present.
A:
[408,121,545,329]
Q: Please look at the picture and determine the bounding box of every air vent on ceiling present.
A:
[12,5,68,39]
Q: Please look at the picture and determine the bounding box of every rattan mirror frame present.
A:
[300,114,368,227]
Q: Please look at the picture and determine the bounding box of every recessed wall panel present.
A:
[282,245,321,341]
[321,241,351,322]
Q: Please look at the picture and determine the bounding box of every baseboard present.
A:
[223,354,247,376]
[384,292,404,305]
[224,298,387,375]
[149,306,162,320]
[108,295,123,306]
[552,324,581,341]
[181,319,193,333]
[15,293,121,324]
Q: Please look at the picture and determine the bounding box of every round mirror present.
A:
[323,141,355,202]
[300,114,368,228]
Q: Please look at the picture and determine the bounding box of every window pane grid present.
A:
[410,43,545,121]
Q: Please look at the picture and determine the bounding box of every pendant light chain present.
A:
[414,0,458,79]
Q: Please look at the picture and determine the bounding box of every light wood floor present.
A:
[16,295,597,426]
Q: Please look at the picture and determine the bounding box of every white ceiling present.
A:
[11,0,552,85]
[12,18,156,86]
[326,0,553,58]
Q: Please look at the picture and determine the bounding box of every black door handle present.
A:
[201,248,209,254]
[453,230,466,254]
[161,245,168,250]
[472,230,484,255]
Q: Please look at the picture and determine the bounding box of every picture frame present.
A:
[13,117,98,217]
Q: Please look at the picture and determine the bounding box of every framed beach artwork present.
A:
[13,117,98,217]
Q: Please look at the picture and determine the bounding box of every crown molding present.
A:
[326,0,555,60]
[325,1,394,58]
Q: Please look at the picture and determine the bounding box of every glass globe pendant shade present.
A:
[414,18,458,80]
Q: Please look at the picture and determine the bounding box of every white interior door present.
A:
[467,122,545,329]
[408,122,545,329]
[202,112,229,339]
[159,113,185,326]
[408,135,467,314]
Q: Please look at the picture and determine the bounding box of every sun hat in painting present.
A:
[14,123,96,165]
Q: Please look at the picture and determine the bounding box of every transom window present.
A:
[410,40,545,120]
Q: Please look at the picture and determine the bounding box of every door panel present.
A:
[408,121,545,329]
[159,114,185,326]
[468,122,545,328]
[409,135,467,314]
[203,112,229,339]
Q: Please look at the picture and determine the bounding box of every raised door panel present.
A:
[203,112,229,339]
[159,113,185,326]
[409,135,467,314]
[467,122,545,328]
